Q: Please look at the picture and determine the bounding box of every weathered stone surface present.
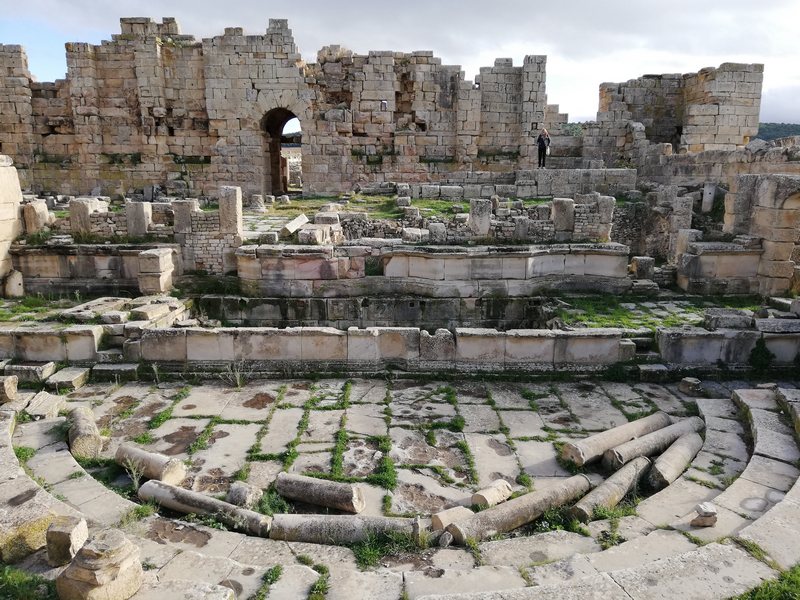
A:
[609,542,777,600]
[46,516,88,567]
[481,530,601,568]
[56,529,143,600]
[225,481,264,509]
[115,443,187,486]
[68,406,103,460]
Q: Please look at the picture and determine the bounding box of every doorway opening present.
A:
[261,108,301,195]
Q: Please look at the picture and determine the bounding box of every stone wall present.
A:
[10,244,182,295]
[126,325,632,372]
[236,243,632,297]
[0,156,23,279]
[581,63,766,173]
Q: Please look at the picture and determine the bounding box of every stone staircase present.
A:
[3,384,800,599]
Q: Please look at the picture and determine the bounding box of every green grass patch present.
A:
[117,501,157,527]
[454,440,478,484]
[733,562,800,599]
[0,565,58,599]
[351,530,429,570]
[13,446,35,464]
[253,565,283,600]
[132,432,155,445]
[256,489,291,516]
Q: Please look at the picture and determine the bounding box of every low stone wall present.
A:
[405,168,637,200]
[237,243,632,297]
[658,315,800,366]
[125,325,632,372]
[196,295,558,331]
[677,241,762,295]
[10,244,182,295]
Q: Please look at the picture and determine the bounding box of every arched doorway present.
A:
[261,108,301,195]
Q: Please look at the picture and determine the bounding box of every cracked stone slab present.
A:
[480,531,601,569]
[587,529,697,573]
[696,397,739,420]
[405,565,526,600]
[515,440,572,477]
[636,478,719,527]
[501,411,546,439]
[738,497,800,570]
[608,542,777,600]
[259,408,304,455]
[464,433,519,488]
[714,477,785,520]
[459,404,501,433]
[670,502,752,543]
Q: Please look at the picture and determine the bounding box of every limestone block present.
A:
[115,443,187,485]
[126,202,152,238]
[46,516,88,567]
[137,248,173,274]
[440,186,464,199]
[5,361,56,383]
[235,328,302,362]
[218,186,243,235]
[402,228,430,243]
[631,256,655,280]
[0,375,17,403]
[420,329,455,363]
[185,328,235,362]
[26,391,66,419]
[314,212,340,225]
[554,330,622,365]
[138,270,174,295]
[469,199,492,236]
[455,328,505,363]
[428,222,447,243]
[172,199,199,234]
[298,224,331,245]
[583,254,627,278]
[14,328,66,362]
[551,198,575,231]
[64,325,102,362]
[408,256,444,280]
[368,327,420,361]
[56,529,143,600]
[281,214,309,237]
[22,201,51,234]
[300,327,347,361]
[3,270,24,298]
[46,367,90,392]
[139,329,186,362]
[472,479,513,507]
[504,330,555,364]
[383,256,409,278]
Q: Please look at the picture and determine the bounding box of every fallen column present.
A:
[447,474,593,545]
[138,480,271,537]
[269,514,416,545]
[569,456,651,523]
[602,417,705,471]
[560,412,672,467]
[648,432,704,490]
[431,506,474,531]
[471,479,513,508]
[275,472,365,514]
[68,406,102,460]
[115,443,187,486]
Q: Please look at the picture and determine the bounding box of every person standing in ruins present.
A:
[536,128,551,168]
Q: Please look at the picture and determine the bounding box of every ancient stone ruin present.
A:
[1,15,800,600]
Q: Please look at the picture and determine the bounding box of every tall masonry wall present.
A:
[0,17,764,198]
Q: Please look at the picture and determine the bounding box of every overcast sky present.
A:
[1,0,798,123]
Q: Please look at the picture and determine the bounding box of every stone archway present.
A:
[261,108,299,196]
